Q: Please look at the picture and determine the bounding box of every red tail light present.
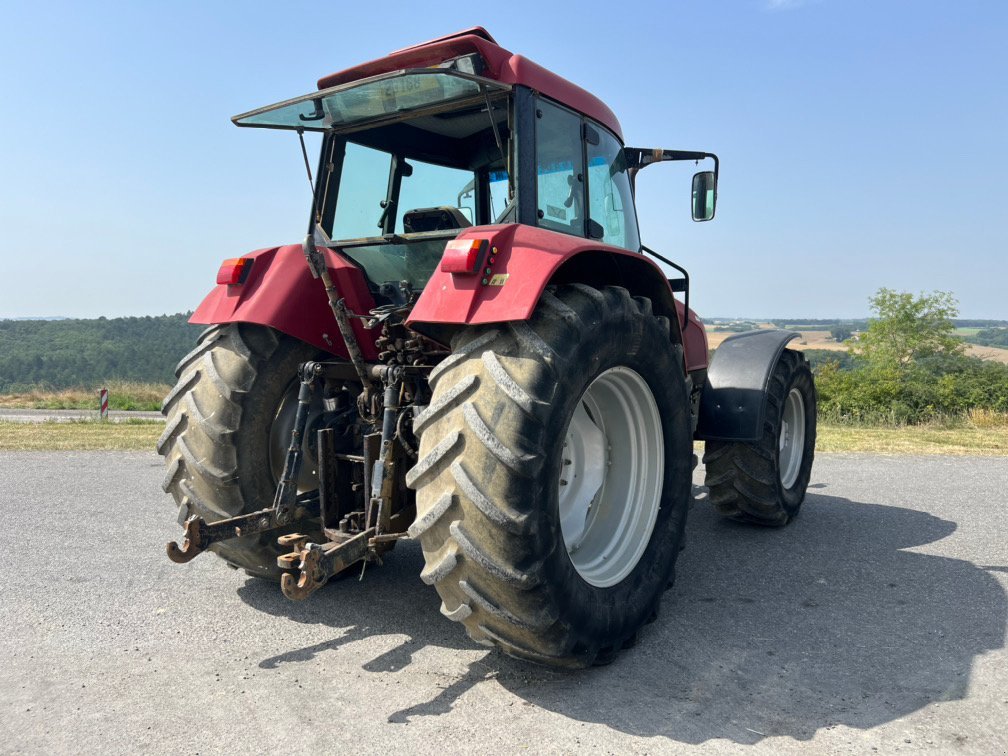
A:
[216,257,253,285]
[440,238,488,274]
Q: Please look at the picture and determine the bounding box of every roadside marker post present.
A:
[100,388,109,420]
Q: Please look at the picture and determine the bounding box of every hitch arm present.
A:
[166,494,321,564]
[167,362,323,565]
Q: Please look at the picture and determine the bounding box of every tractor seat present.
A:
[402,206,472,233]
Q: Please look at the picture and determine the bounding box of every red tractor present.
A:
[161,28,816,667]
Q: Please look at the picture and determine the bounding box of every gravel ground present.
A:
[0,452,1005,754]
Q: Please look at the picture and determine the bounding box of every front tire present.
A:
[703,348,816,526]
[406,285,692,667]
[158,323,323,577]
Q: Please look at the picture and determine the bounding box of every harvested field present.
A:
[706,327,1008,363]
[706,328,846,352]
[964,343,1008,363]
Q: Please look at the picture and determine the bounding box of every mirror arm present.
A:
[625,147,719,203]
[626,148,718,179]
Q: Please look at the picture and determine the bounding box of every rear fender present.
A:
[407,224,708,371]
[190,244,379,360]
[695,330,799,442]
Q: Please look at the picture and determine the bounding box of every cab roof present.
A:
[316,27,624,141]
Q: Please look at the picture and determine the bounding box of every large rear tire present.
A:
[703,348,816,526]
[406,285,692,667]
[158,323,323,578]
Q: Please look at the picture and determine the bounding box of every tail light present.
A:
[216,257,253,285]
[440,239,488,275]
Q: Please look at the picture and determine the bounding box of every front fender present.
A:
[695,330,799,442]
[190,244,379,360]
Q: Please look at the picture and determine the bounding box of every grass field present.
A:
[816,422,1008,455]
[2,418,1006,455]
[0,381,171,411]
[0,420,165,451]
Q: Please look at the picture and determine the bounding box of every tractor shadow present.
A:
[238,490,1006,744]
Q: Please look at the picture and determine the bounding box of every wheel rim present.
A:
[779,387,806,489]
[558,366,664,588]
[268,380,323,492]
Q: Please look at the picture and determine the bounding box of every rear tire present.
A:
[158,323,322,578]
[407,285,692,667]
[703,349,816,526]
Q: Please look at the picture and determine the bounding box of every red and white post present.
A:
[100,387,109,420]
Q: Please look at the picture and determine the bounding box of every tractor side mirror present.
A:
[691,170,717,222]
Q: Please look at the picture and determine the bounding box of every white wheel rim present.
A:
[558,366,664,588]
[779,387,806,489]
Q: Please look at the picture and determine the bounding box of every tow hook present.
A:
[166,496,321,564]
[277,528,375,600]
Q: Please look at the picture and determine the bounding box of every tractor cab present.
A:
[232,29,716,301]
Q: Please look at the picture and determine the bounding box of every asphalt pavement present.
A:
[0,451,1005,754]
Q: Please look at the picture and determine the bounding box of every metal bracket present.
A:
[276,364,409,600]
[278,528,374,600]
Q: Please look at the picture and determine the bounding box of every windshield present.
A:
[233,69,509,132]
[336,239,452,290]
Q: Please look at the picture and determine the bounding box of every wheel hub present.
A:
[558,366,664,588]
[779,387,806,489]
[559,402,608,553]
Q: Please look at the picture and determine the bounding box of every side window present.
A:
[332,142,391,240]
[587,126,641,251]
[535,99,584,236]
[489,169,510,221]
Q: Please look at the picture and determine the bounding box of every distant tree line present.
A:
[4,302,1006,424]
[706,320,761,333]
[0,314,203,391]
[954,319,1008,329]
[969,328,1008,349]
[767,317,1008,329]
[769,318,870,330]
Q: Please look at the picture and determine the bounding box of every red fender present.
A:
[407,224,709,372]
[190,244,379,360]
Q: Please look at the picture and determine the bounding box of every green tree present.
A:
[855,288,963,367]
[830,326,853,342]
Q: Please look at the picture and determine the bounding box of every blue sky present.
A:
[0,0,1004,319]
